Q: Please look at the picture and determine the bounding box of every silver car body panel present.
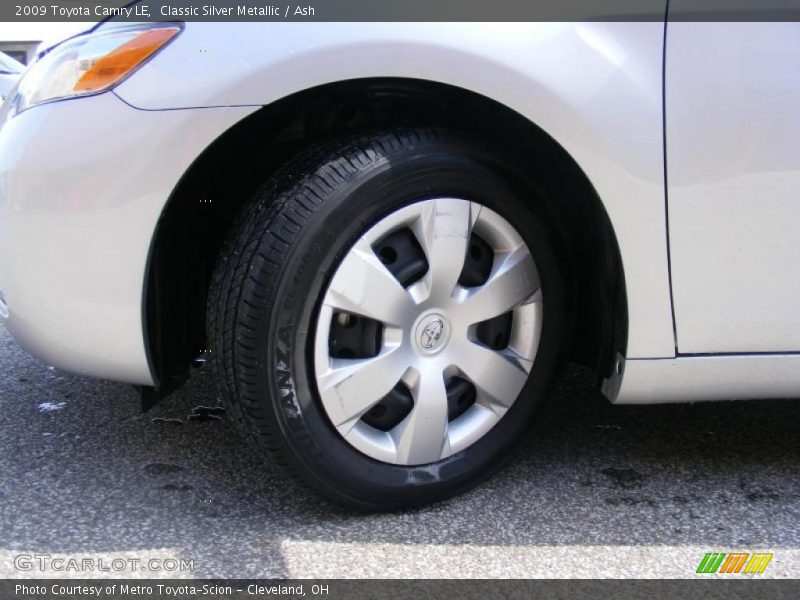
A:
[613,355,800,404]
[0,94,256,384]
[666,22,800,354]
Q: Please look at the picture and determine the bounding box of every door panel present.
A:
[666,22,800,353]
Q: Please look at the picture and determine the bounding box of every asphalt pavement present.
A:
[0,323,798,579]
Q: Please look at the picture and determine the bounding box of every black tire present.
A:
[208,129,567,510]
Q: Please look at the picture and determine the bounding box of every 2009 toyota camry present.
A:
[1,16,798,509]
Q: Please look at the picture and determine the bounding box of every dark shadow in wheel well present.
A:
[144,78,627,400]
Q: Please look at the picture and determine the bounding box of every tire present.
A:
[208,129,567,510]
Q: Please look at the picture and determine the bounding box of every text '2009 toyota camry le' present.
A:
[1,12,799,509]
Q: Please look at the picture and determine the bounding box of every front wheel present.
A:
[208,129,567,510]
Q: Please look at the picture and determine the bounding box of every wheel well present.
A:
[145,78,627,397]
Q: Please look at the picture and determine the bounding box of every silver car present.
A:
[0,51,23,103]
[0,18,798,509]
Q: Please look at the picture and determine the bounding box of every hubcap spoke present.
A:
[461,244,540,323]
[323,239,414,326]
[414,199,479,302]
[457,341,531,412]
[392,369,450,464]
[317,349,408,429]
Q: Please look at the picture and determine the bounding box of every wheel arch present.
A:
[144,77,628,398]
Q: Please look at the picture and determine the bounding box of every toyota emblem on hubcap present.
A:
[415,313,450,354]
[421,319,445,350]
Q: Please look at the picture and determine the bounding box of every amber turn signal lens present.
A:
[73,28,180,93]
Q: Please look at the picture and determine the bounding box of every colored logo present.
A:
[696,552,773,574]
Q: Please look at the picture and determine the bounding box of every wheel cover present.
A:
[313,198,543,465]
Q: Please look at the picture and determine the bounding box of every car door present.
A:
[666,17,800,354]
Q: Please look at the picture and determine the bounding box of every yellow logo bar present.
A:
[743,553,773,574]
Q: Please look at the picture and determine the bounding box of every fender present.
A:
[116,21,675,359]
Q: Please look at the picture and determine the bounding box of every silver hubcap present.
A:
[313,198,543,465]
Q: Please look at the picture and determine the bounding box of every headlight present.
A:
[5,24,180,119]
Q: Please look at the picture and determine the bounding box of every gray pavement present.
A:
[0,323,798,579]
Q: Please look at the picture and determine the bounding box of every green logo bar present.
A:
[697,553,727,573]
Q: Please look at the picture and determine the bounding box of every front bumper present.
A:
[0,92,255,385]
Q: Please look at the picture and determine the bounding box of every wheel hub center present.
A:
[414,312,451,355]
